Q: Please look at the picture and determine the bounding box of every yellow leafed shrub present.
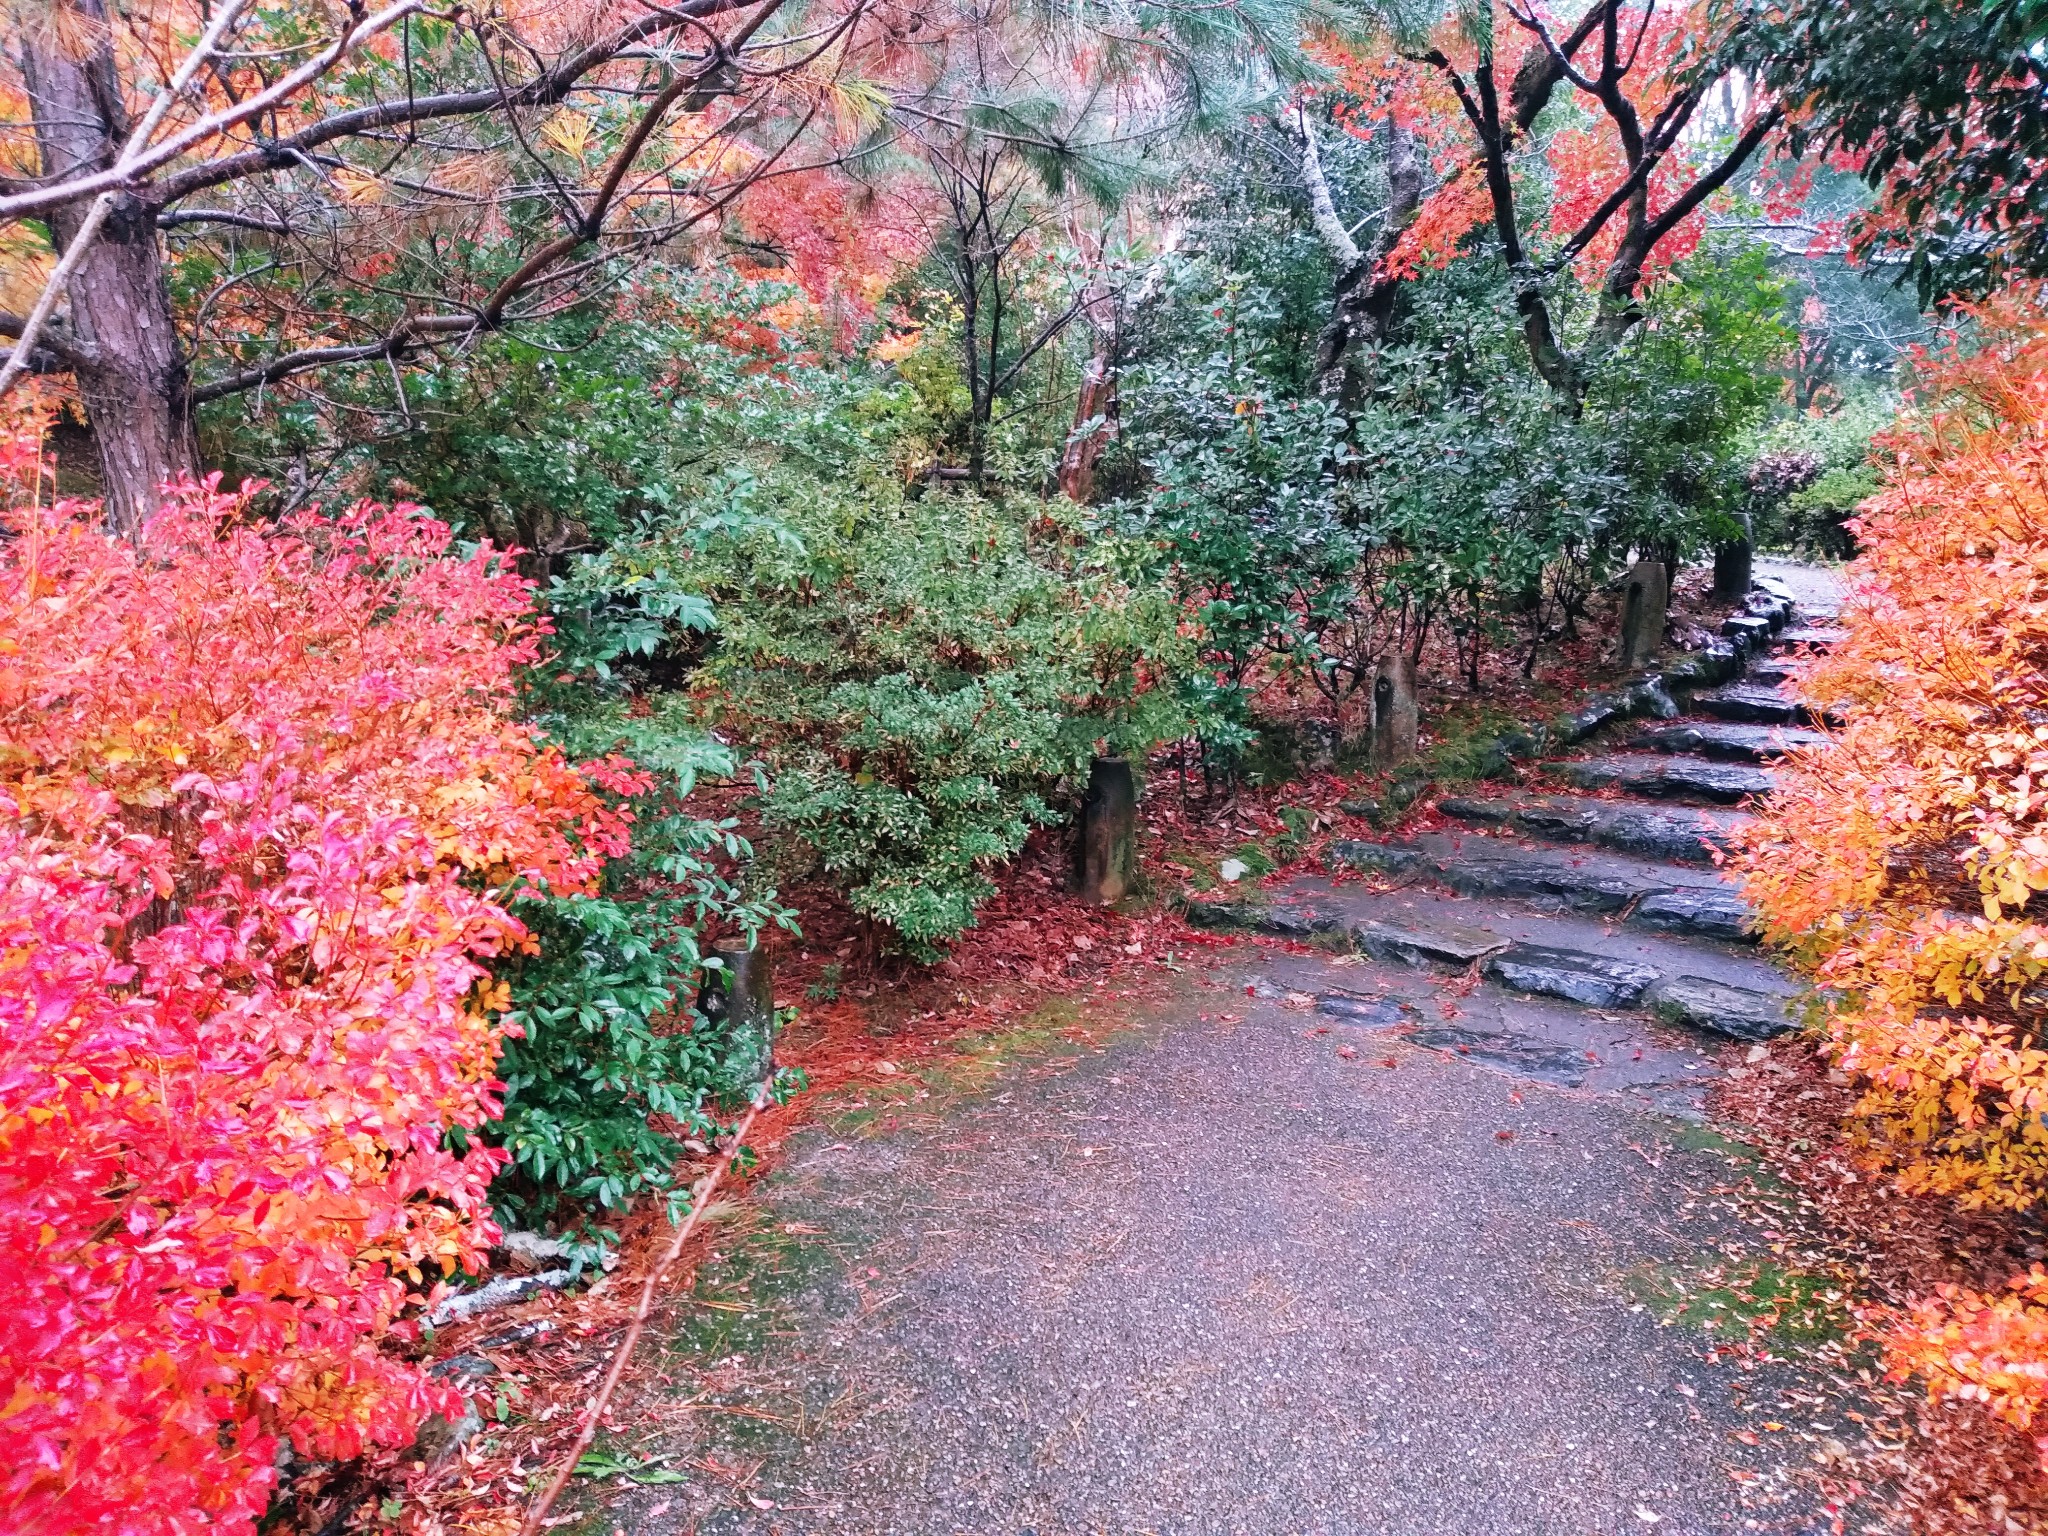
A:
[1739,295,2048,1451]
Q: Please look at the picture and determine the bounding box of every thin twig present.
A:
[516,1091,767,1536]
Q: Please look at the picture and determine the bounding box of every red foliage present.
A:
[0,437,640,1530]
[1320,2,1748,292]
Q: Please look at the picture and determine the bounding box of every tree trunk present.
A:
[1303,115,1423,395]
[22,0,193,532]
[1058,333,1115,504]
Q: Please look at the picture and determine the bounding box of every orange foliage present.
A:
[1738,295,2048,1453]
[1384,163,1495,278]
[1316,1,1737,289]
[0,398,641,1530]
[1891,1269,2048,1462]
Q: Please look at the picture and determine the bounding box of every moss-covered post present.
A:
[1616,560,1669,670]
[1372,652,1418,767]
[699,940,777,1104]
[1074,755,1137,904]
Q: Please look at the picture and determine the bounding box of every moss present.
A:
[815,995,1129,1137]
[659,1214,845,1364]
[1659,1119,1760,1161]
[1626,1256,1856,1347]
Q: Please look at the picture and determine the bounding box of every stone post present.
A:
[1615,560,1669,671]
[1371,652,1419,767]
[1712,512,1754,603]
[698,940,777,1104]
[1074,755,1137,904]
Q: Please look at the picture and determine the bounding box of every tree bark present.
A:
[1302,114,1423,395]
[22,0,192,531]
[1059,332,1115,504]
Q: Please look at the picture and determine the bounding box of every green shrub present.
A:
[691,479,1189,956]
[476,708,794,1235]
[1784,464,1883,558]
[1752,386,1897,557]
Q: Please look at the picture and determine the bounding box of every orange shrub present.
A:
[1739,295,2048,1451]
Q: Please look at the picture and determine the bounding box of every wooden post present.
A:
[1074,755,1137,904]
[1712,512,1754,603]
[1372,652,1419,767]
[1616,560,1670,671]
[698,940,777,1105]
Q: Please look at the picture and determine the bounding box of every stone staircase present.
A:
[1188,576,1845,1111]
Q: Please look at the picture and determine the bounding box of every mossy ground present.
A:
[811,993,1144,1139]
[1626,1255,1857,1347]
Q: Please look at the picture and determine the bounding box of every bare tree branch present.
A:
[0,0,421,222]
[0,0,252,399]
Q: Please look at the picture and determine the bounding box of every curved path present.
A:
[586,569,1857,1536]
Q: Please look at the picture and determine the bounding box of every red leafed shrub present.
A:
[1737,295,2048,1456]
[0,450,640,1529]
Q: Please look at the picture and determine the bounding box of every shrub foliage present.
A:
[0,467,637,1529]
[1738,299,2048,1444]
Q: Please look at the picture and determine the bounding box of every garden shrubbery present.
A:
[0,441,647,1522]
[1738,298,2048,1438]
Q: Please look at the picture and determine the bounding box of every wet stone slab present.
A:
[1631,888,1754,944]
[1648,975,1793,1041]
[1315,991,1416,1025]
[1553,753,1776,805]
[1349,914,1510,968]
[1484,943,1662,1010]
[1693,684,1805,727]
[1329,833,1757,942]
[1776,625,1848,650]
[1438,792,1745,865]
[1633,720,1828,762]
[1404,1025,1591,1086]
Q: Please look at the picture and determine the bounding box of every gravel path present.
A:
[588,962,1835,1536]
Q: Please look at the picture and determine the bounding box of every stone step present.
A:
[1632,721,1828,762]
[1776,625,1848,651]
[1753,575,1797,605]
[1548,753,1776,806]
[1182,896,1340,940]
[1215,883,1797,1043]
[1692,683,1806,726]
[1485,942,1660,1008]
[1436,791,1745,864]
[1405,1024,1595,1085]
[1646,974,1792,1042]
[1328,832,1755,941]
[1348,913,1508,968]
[1720,613,1774,651]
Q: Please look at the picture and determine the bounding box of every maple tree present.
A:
[1294,0,1779,404]
[1737,295,2048,1453]
[0,393,642,1530]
